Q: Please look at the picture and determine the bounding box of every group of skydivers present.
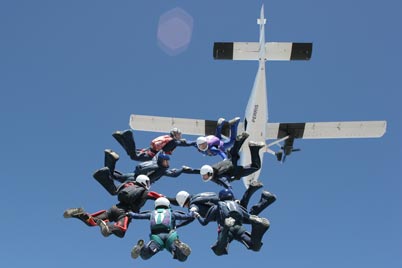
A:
[63,117,277,262]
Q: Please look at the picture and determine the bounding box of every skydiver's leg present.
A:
[249,190,277,215]
[140,240,162,260]
[211,226,232,256]
[248,215,270,251]
[215,118,226,139]
[228,132,249,165]
[63,208,106,227]
[248,142,264,169]
[97,205,130,238]
[104,149,119,173]
[112,129,140,160]
[240,180,264,209]
[226,117,241,149]
[92,167,117,195]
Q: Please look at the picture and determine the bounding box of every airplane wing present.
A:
[129,114,245,137]
[265,121,387,139]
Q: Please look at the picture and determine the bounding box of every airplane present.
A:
[128,5,387,188]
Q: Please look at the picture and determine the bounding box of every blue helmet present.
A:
[219,189,234,201]
[157,152,170,161]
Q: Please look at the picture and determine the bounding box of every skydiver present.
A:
[112,127,196,161]
[63,175,163,238]
[171,185,276,228]
[127,197,196,262]
[194,131,266,189]
[195,117,241,160]
[93,150,198,195]
[194,189,270,256]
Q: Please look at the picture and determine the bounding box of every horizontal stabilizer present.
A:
[266,121,387,140]
[129,114,241,137]
[213,42,312,61]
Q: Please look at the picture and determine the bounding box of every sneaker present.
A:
[248,141,265,148]
[236,132,249,141]
[63,208,84,218]
[131,239,144,259]
[217,117,226,127]
[96,219,111,237]
[104,149,119,161]
[228,117,240,126]
[174,239,191,257]
[249,215,270,228]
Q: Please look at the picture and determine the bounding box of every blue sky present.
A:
[1,1,401,267]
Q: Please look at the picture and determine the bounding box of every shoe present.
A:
[63,208,84,218]
[248,141,265,148]
[236,132,249,141]
[131,239,144,259]
[112,130,132,144]
[249,215,270,228]
[249,180,263,189]
[104,149,119,161]
[228,117,240,126]
[261,190,276,200]
[174,239,191,257]
[217,118,226,127]
[96,219,111,237]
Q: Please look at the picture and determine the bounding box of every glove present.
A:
[191,211,200,218]
[224,217,235,227]
[189,207,198,212]
[182,165,193,173]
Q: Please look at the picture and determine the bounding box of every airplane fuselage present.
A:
[240,60,268,186]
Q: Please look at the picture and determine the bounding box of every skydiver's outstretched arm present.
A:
[196,205,218,226]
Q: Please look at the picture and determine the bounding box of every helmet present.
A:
[170,127,182,139]
[200,165,213,182]
[155,197,170,209]
[196,136,208,151]
[219,188,234,201]
[136,175,150,190]
[157,152,170,161]
[176,191,190,207]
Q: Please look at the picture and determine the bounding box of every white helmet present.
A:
[136,175,150,190]
[176,191,191,207]
[196,136,208,151]
[200,165,213,182]
[155,197,170,208]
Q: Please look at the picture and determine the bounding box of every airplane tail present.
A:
[213,6,312,61]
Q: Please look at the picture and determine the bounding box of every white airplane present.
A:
[128,5,386,188]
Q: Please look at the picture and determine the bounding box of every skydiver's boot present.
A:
[228,117,241,145]
[228,117,241,127]
[131,239,144,259]
[217,117,226,127]
[96,219,112,237]
[172,239,191,262]
[104,149,119,173]
[93,167,117,196]
[249,190,277,215]
[63,208,85,218]
[249,215,270,251]
[240,180,264,209]
[112,130,137,160]
[63,208,98,226]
